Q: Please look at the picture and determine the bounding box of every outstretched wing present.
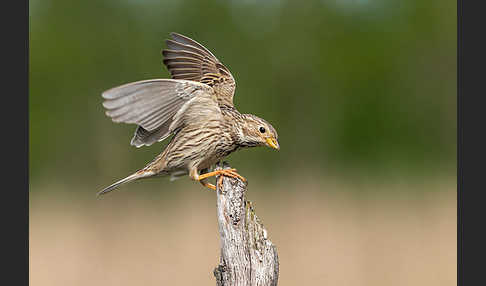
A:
[168,90,222,135]
[162,32,236,106]
[102,79,214,147]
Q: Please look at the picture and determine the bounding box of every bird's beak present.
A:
[265,137,280,150]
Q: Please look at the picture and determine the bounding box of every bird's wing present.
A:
[102,79,214,147]
[162,32,236,106]
[168,88,222,135]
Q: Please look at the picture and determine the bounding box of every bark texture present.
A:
[213,164,279,286]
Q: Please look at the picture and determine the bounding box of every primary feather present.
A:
[102,79,211,147]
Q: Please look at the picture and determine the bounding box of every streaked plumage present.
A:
[99,33,279,196]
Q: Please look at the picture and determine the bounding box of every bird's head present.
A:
[238,114,279,150]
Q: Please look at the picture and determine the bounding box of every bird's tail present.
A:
[97,169,156,197]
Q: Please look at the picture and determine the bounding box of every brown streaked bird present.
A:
[98,32,279,196]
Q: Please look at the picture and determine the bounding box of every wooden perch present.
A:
[213,164,279,286]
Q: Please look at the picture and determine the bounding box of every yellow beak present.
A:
[265,137,280,150]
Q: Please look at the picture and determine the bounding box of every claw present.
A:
[225,170,246,182]
[197,168,246,190]
[217,175,224,189]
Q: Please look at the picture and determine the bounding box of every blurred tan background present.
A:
[29,0,456,285]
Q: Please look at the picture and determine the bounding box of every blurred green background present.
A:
[29,0,456,285]
[30,0,455,187]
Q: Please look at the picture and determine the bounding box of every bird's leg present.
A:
[217,175,224,189]
[199,178,216,191]
[190,166,246,191]
[215,162,224,188]
[224,169,246,182]
[211,168,246,189]
[190,167,216,191]
[198,168,247,182]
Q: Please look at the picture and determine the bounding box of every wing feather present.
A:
[130,121,173,148]
[101,79,214,147]
[162,33,236,106]
[169,91,222,134]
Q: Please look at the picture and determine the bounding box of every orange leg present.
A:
[198,168,246,182]
[214,169,245,189]
[199,179,216,191]
[217,175,224,189]
[191,167,246,191]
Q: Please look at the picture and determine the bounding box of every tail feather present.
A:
[97,170,156,197]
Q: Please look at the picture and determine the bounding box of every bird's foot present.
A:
[219,169,247,182]
[198,168,247,190]
[199,179,216,191]
[214,169,247,189]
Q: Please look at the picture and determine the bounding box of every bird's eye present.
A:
[259,127,266,133]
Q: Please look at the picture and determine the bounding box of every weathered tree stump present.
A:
[213,164,279,286]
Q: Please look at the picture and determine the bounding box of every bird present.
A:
[98,32,279,196]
